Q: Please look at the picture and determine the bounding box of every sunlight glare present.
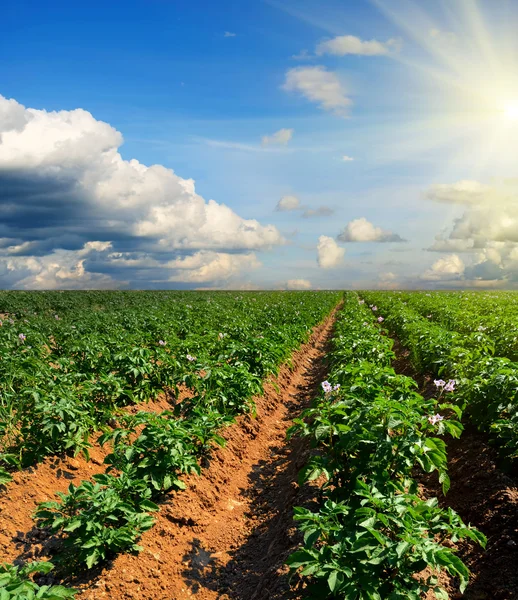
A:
[503,103,518,121]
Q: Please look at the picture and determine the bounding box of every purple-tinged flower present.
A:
[371,306,378,311]
[444,379,456,392]
[158,340,166,346]
[434,379,446,388]
[428,414,444,425]
[186,354,196,362]
[321,380,332,394]
[377,316,384,323]
[358,299,365,305]
[333,384,341,391]
[19,333,26,342]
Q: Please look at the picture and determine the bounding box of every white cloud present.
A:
[317,236,345,269]
[421,254,465,281]
[224,31,236,37]
[428,236,475,253]
[0,242,118,290]
[286,278,312,290]
[342,155,354,162]
[425,180,492,204]
[275,195,300,212]
[425,179,513,255]
[0,94,285,288]
[316,35,402,57]
[337,218,406,242]
[283,66,352,116]
[302,206,333,218]
[166,251,261,283]
[261,128,293,146]
[378,271,399,290]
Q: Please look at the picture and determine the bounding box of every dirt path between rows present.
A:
[391,337,518,600]
[64,306,337,600]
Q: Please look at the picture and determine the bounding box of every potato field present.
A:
[0,291,517,599]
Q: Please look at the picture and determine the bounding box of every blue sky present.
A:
[1,0,518,289]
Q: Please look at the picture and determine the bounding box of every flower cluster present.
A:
[370,305,378,311]
[19,333,26,342]
[377,316,384,323]
[186,354,196,362]
[428,413,444,425]
[434,379,456,392]
[321,381,340,394]
[158,340,166,346]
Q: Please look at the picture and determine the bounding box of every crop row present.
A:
[1,291,341,597]
[0,291,339,483]
[361,292,518,463]
[387,291,518,361]
[286,293,485,599]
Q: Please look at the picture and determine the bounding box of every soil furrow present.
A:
[66,306,337,600]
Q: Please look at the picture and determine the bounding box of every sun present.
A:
[503,103,518,121]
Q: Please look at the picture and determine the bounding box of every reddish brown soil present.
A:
[391,338,518,600]
[0,389,191,562]
[1,308,338,599]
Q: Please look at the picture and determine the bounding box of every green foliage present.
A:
[361,290,518,461]
[34,473,158,568]
[14,290,341,571]
[287,294,485,599]
[0,562,76,599]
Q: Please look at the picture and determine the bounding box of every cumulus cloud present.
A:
[342,155,354,162]
[302,206,334,218]
[0,242,119,290]
[283,66,352,116]
[377,271,400,290]
[337,218,406,243]
[421,254,465,281]
[166,251,261,283]
[286,278,312,290]
[224,31,236,37]
[425,180,492,204]
[0,94,284,288]
[425,180,518,257]
[317,236,345,269]
[261,128,293,146]
[275,195,300,212]
[428,235,475,253]
[316,35,402,57]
